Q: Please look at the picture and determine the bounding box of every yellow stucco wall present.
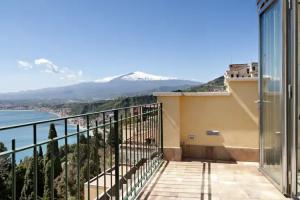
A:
[161,96,181,148]
[155,78,259,160]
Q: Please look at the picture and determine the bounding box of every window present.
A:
[260,0,282,184]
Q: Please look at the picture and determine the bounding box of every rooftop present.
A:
[137,160,288,200]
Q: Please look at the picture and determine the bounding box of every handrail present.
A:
[0,102,159,131]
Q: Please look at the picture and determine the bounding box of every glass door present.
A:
[259,0,284,186]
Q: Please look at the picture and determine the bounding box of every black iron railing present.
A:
[0,103,163,200]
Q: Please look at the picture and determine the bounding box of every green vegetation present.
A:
[43,124,62,199]
[0,122,115,200]
[71,95,157,115]
[0,142,10,200]
[183,76,225,92]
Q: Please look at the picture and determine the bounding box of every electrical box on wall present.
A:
[206,130,220,136]
[188,134,195,140]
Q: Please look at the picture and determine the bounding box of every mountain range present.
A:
[0,71,200,101]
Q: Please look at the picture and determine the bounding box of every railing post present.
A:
[33,124,37,200]
[114,110,120,200]
[11,139,16,200]
[160,103,163,159]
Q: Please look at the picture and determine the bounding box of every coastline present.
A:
[0,109,35,112]
[0,108,86,131]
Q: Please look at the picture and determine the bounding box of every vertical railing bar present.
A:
[141,106,145,180]
[149,105,152,170]
[147,106,150,173]
[135,111,138,190]
[150,106,153,174]
[129,112,132,193]
[133,110,136,193]
[11,139,16,200]
[155,105,157,162]
[109,117,113,197]
[87,115,90,200]
[154,104,158,162]
[144,107,147,174]
[140,106,143,183]
[138,107,142,185]
[33,124,37,200]
[64,119,68,200]
[153,105,156,163]
[139,107,142,184]
[125,109,128,196]
[76,124,80,200]
[152,105,155,164]
[160,103,163,158]
[136,109,140,186]
[155,104,159,161]
[114,110,120,200]
[96,120,99,200]
[51,137,54,200]
[143,107,146,177]
[120,114,124,200]
[103,112,107,196]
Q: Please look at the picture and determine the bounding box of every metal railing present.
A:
[0,103,163,200]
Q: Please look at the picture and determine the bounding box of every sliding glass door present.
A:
[260,0,283,185]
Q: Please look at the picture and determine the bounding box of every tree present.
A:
[91,128,102,172]
[0,142,10,200]
[20,158,35,200]
[38,146,44,159]
[15,164,26,199]
[43,123,62,200]
[37,148,45,197]
[20,151,44,200]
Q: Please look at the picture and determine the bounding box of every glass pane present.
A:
[260,1,282,184]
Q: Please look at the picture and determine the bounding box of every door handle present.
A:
[254,100,270,104]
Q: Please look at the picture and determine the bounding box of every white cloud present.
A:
[34,58,60,74]
[17,60,33,70]
[18,57,83,82]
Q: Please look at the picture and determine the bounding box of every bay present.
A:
[0,110,78,162]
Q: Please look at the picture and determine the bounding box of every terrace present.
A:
[0,75,291,200]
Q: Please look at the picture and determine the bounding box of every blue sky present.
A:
[0,0,258,92]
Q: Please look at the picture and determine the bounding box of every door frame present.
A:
[290,0,299,198]
[258,0,289,195]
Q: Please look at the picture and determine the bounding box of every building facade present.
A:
[257,0,300,198]
[224,62,258,79]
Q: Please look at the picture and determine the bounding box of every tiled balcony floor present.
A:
[137,160,289,200]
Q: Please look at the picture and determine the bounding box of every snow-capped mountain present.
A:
[95,71,177,82]
[0,71,201,101]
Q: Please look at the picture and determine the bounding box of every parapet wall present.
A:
[154,78,259,162]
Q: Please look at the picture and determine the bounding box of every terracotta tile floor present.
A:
[137,160,289,200]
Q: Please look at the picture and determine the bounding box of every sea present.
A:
[0,110,78,162]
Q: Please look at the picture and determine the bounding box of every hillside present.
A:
[51,95,157,115]
[184,76,225,92]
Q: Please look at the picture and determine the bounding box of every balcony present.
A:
[0,78,290,200]
[0,104,163,200]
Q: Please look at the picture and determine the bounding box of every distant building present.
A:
[224,62,258,79]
